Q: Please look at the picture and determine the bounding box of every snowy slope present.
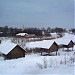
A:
[0,33,75,75]
[0,52,75,75]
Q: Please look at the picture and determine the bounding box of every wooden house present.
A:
[63,40,74,50]
[0,41,25,59]
[58,40,74,50]
[41,41,58,55]
[26,41,58,55]
[67,40,74,48]
[16,33,35,38]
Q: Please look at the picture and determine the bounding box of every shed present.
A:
[58,40,74,50]
[49,41,58,55]
[41,41,58,55]
[26,40,58,55]
[0,41,25,59]
[63,40,74,50]
[67,40,74,48]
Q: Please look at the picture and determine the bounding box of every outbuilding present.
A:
[58,40,74,50]
[26,40,58,55]
[0,41,25,59]
[63,40,74,50]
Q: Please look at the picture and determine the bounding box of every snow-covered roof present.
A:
[50,33,58,38]
[55,33,74,45]
[16,33,28,36]
[26,40,56,49]
[0,41,17,55]
[50,33,57,35]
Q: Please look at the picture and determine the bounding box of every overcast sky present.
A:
[0,0,74,28]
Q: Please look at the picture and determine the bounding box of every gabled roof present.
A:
[26,40,57,49]
[68,40,74,44]
[0,41,17,55]
[56,39,74,45]
[51,41,58,46]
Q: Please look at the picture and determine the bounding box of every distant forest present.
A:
[0,26,74,37]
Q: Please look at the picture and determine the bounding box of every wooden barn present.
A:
[26,40,58,55]
[40,41,58,55]
[58,40,74,50]
[63,40,74,50]
[67,40,74,48]
[0,41,25,59]
[49,41,58,55]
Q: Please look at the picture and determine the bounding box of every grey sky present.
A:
[0,0,74,28]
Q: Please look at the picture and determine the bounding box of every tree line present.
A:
[0,26,74,37]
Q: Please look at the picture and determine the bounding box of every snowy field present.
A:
[0,33,75,75]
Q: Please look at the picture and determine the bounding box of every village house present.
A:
[26,40,59,55]
[63,40,74,50]
[39,41,58,55]
[16,33,28,37]
[58,40,74,50]
[0,41,25,59]
[16,33,35,38]
[48,41,58,55]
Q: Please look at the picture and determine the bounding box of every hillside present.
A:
[0,33,75,75]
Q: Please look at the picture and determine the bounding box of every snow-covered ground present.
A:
[0,33,75,75]
[0,52,75,75]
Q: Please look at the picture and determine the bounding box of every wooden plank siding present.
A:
[67,40,74,48]
[49,42,58,55]
[6,45,25,59]
[58,40,74,50]
[33,41,58,55]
